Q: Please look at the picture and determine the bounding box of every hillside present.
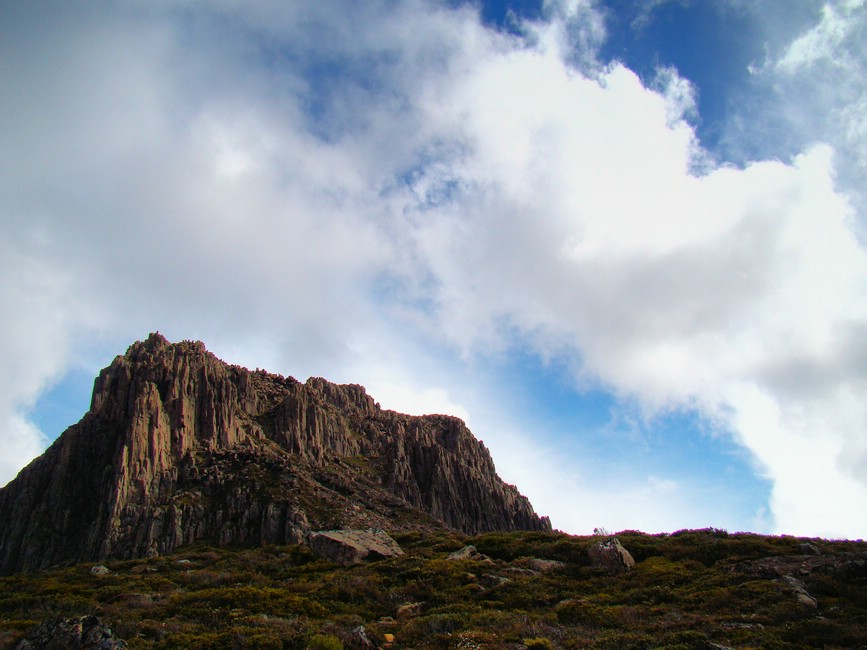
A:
[2,529,866,648]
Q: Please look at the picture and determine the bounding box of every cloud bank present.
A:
[1,0,866,537]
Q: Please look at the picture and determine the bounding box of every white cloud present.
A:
[775,1,864,72]
[652,65,701,128]
[387,6,867,536]
[2,0,867,540]
[624,0,690,32]
[725,380,867,537]
[0,416,47,485]
[738,0,867,210]
[0,240,94,484]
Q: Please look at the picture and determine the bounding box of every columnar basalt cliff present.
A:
[0,333,550,574]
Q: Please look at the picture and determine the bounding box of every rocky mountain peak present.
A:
[0,335,550,574]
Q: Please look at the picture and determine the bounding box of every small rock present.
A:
[795,591,818,608]
[130,564,158,574]
[349,625,375,649]
[90,565,111,576]
[522,557,564,573]
[482,573,511,588]
[396,602,423,620]
[446,545,490,562]
[502,567,538,577]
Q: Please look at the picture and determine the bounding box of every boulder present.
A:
[306,529,404,565]
[15,615,127,649]
[446,545,490,562]
[482,573,511,588]
[395,602,423,620]
[348,625,375,649]
[588,537,635,574]
[521,558,564,573]
[799,542,821,556]
[781,575,818,609]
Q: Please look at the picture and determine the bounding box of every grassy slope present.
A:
[1,529,865,649]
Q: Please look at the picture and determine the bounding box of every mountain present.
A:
[0,333,549,575]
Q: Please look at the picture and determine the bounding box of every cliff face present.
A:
[0,333,550,574]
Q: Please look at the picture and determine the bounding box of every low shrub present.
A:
[3,533,867,648]
[307,633,343,650]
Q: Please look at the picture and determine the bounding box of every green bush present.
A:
[229,629,283,649]
[524,637,555,649]
[154,631,222,649]
[471,531,585,564]
[307,634,343,650]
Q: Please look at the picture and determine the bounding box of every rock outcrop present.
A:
[15,615,127,649]
[0,333,550,574]
[734,551,867,581]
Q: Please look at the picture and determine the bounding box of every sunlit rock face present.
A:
[0,333,550,574]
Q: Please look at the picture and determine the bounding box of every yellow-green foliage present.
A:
[306,634,343,650]
[1,533,866,649]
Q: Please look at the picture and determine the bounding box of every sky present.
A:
[2,0,866,539]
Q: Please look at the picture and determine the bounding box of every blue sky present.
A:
[2,0,867,538]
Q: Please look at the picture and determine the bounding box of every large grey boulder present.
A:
[306,529,404,565]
